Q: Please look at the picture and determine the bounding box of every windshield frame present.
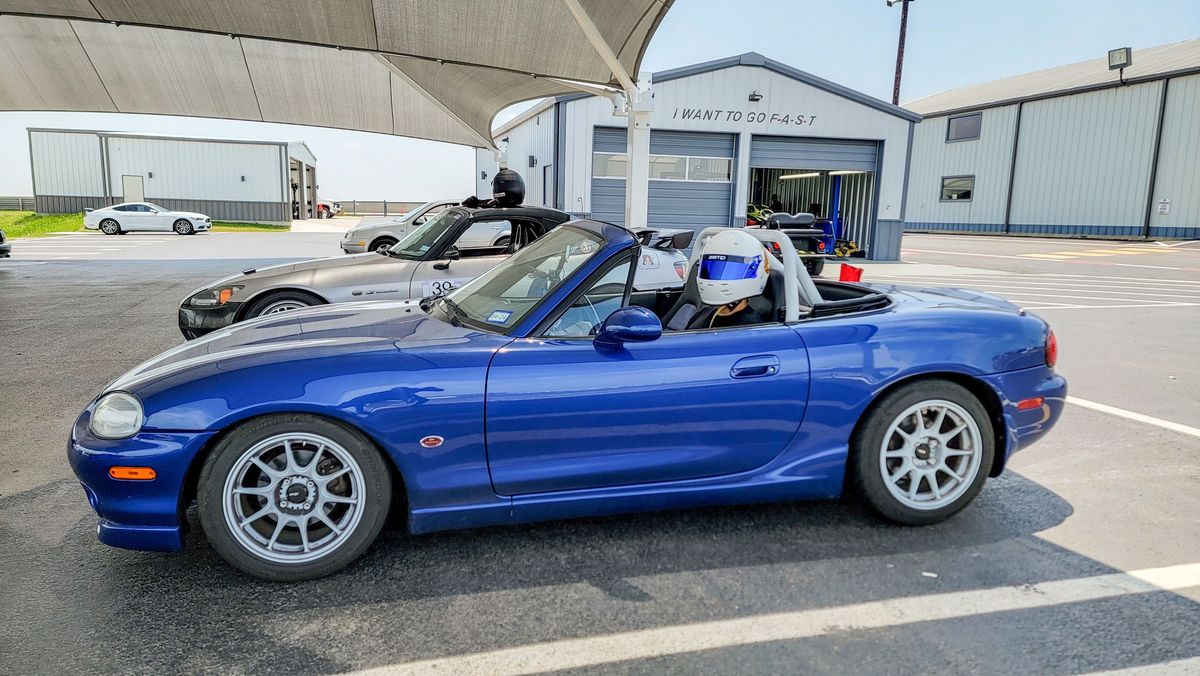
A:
[386,207,467,260]
[439,223,624,336]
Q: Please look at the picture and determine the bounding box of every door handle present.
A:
[731,355,780,379]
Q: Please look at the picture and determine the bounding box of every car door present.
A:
[407,218,515,297]
[484,256,810,495]
[145,205,171,230]
[119,204,153,231]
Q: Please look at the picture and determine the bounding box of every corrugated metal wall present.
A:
[106,136,283,202]
[30,130,105,197]
[903,105,1018,232]
[1149,74,1200,238]
[749,137,878,171]
[1009,81,1162,234]
[494,107,557,208]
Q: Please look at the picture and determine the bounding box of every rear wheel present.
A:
[803,257,825,277]
[243,290,323,319]
[370,237,397,254]
[851,380,993,525]
[173,219,195,235]
[99,219,121,235]
[197,414,392,581]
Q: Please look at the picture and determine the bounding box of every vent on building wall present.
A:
[528,155,538,168]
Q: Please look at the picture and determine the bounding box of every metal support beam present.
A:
[1141,78,1170,239]
[559,0,637,93]
[625,100,652,229]
[544,77,620,100]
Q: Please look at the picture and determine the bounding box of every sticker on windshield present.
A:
[486,310,513,324]
[422,278,469,296]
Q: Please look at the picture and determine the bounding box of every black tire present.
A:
[370,237,398,254]
[850,380,994,526]
[494,236,511,248]
[803,257,825,277]
[242,290,324,319]
[99,219,121,235]
[197,413,392,581]
[173,219,195,235]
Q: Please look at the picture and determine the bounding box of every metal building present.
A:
[904,39,1200,239]
[28,129,319,223]
[478,53,920,260]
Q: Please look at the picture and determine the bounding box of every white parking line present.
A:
[1082,657,1200,675]
[1024,303,1200,311]
[347,564,1200,676]
[1116,263,1187,271]
[1067,397,1200,439]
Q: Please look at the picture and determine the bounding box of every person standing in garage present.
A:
[769,194,784,213]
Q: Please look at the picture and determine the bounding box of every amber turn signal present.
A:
[1016,397,1045,411]
[218,288,235,304]
[109,466,157,480]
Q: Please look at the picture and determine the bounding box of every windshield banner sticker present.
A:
[486,310,513,324]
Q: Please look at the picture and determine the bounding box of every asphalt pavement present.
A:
[0,230,1197,674]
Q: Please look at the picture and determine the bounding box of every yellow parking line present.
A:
[1086,249,1157,255]
[1053,251,1117,257]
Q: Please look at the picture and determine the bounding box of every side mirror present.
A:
[594,306,662,349]
[433,246,460,270]
[414,216,427,225]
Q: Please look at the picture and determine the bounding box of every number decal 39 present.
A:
[423,278,469,296]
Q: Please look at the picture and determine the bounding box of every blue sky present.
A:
[1,0,1196,199]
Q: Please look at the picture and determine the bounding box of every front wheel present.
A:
[173,219,195,235]
[370,237,397,254]
[243,290,323,318]
[197,414,392,581]
[99,219,121,235]
[851,380,993,525]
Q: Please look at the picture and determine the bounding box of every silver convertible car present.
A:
[179,204,690,339]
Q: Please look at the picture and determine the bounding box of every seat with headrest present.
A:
[662,263,787,331]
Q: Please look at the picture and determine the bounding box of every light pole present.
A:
[887,0,913,105]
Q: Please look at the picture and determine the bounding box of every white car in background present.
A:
[84,202,212,235]
[340,199,461,254]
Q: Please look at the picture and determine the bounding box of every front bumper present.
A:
[341,236,368,254]
[0,242,10,258]
[68,413,216,552]
[980,366,1068,472]
[178,301,243,339]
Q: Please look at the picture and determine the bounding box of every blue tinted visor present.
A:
[700,254,761,281]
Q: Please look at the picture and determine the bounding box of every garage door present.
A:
[591,128,735,230]
[749,136,878,172]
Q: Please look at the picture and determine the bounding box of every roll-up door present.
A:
[591,127,735,230]
[749,136,878,171]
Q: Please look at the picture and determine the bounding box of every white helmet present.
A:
[697,229,769,306]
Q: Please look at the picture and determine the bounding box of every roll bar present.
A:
[688,227,824,322]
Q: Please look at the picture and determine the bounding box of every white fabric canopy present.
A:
[0,0,673,147]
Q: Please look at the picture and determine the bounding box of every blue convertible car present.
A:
[70,220,1065,580]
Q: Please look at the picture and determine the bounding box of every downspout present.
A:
[1002,102,1023,234]
[1141,78,1170,239]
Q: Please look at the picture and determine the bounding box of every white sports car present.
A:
[83,202,212,235]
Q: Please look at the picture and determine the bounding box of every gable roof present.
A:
[653,52,921,122]
[906,39,1200,117]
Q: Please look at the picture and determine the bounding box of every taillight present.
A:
[674,261,687,280]
[817,241,826,252]
[1045,329,1058,367]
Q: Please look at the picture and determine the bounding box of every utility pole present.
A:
[888,0,913,105]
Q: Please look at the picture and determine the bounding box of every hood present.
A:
[190,252,393,295]
[111,299,503,393]
[175,212,209,220]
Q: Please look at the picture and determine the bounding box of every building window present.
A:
[592,152,627,178]
[592,152,732,182]
[687,157,733,181]
[648,155,688,180]
[946,112,982,142]
[941,176,974,201]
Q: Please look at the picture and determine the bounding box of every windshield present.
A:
[442,226,605,332]
[387,209,463,259]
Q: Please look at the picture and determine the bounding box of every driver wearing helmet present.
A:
[690,229,776,330]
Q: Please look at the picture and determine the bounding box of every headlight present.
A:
[90,392,144,439]
[187,285,244,307]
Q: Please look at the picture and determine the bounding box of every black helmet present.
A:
[491,169,525,207]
